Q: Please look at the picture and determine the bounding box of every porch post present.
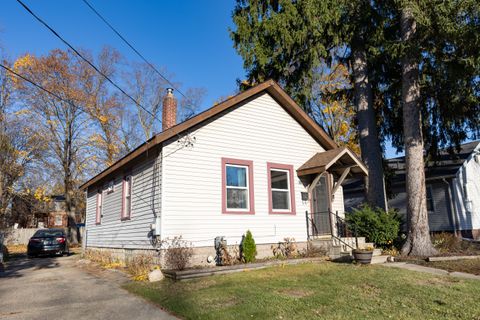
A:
[305,211,310,240]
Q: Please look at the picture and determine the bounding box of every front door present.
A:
[312,174,331,236]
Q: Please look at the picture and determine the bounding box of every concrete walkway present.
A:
[0,255,178,320]
[382,262,480,280]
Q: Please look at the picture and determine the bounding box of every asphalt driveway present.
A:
[0,254,177,320]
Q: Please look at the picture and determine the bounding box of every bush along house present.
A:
[80,81,369,266]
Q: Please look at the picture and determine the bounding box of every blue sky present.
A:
[0,1,245,104]
[0,0,401,158]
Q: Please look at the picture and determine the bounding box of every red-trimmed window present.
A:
[96,190,103,224]
[222,158,254,214]
[122,174,133,220]
[267,163,296,214]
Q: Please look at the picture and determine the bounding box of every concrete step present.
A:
[373,249,382,257]
[370,255,390,264]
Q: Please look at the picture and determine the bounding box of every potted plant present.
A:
[353,246,374,264]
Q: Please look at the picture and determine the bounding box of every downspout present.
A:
[442,178,459,237]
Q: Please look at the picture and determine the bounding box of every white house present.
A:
[80,81,367,265]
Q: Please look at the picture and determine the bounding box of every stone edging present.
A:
[427,255,480,262]
[162,257,327,281]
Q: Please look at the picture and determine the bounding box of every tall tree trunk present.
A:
[351,40,387,210]
[64,129,79,245]
[400,8,436,256]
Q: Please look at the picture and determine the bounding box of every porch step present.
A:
[370,255,390,264]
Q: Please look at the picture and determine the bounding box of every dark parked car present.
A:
[27,229,69,257]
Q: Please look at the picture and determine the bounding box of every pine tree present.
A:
[231,0,388,209]
[241,230,257,263]
[386,0,480,256]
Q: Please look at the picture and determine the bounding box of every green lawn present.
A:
[124,262,480,320]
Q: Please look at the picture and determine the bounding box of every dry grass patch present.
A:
[277,288,313,298]
[418,258,480,275]
[6,244,27,254]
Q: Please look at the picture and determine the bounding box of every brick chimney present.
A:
[162,88,177,131]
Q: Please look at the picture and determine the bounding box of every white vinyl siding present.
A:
[161,93,327,247]
[452,145,480,231]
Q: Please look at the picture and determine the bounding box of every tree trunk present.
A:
[400,8,437,256]
[351,40,387,210]
[64,129,79,245]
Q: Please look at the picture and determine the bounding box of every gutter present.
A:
[442,178,460,236]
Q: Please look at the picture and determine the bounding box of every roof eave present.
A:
[79,80,337,191]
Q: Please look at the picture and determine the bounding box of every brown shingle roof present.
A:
[80,80,338,190]
[297,147,368,177]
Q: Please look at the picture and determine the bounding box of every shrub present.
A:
[241,230,257,263]
[300,241,328,258]
[271,237,298,259]
[218,243,240,266]
[126,254,155,281]
[346,204,401,248]
[162,236,193,270]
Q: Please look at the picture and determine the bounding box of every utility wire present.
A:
[81,0,197,109]
[0,62,77,108]
[16,0,162,125]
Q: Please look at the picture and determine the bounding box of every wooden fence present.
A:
[4,228,39,245]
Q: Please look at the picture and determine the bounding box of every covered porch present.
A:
[297,147,368,240]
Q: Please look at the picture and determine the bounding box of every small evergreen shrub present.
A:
[241,230,257,263]
[346,204,401,248]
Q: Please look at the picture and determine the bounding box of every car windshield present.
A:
[33,230,64,237]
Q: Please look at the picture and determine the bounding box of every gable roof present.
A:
[386,140,480,181]
[297,147,368,177]
[343,140,480,192]
[80,80,338,190]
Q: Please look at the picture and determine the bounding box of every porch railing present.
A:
[306,210,359,251]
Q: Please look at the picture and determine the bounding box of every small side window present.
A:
[96,190,103,224]
[122,175,133,219]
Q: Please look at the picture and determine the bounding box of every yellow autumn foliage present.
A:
[314,63,360,155]
[98,115,109,124]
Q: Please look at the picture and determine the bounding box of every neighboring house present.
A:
[344,141,480,239]
[10,195,82,228]
[80,81,367,265]
[46,195,68,228]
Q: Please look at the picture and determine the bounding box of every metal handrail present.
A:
[305,210,359,251]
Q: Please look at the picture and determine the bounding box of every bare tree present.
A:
[125,62,205,138]
[125,62,171,139]
[14,50,94,244]
[83,47,124,167]
[0,57,44,228]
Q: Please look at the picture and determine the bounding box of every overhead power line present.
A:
[0,62,77,108]
[81,0,197,109]
[15,0,162,125]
